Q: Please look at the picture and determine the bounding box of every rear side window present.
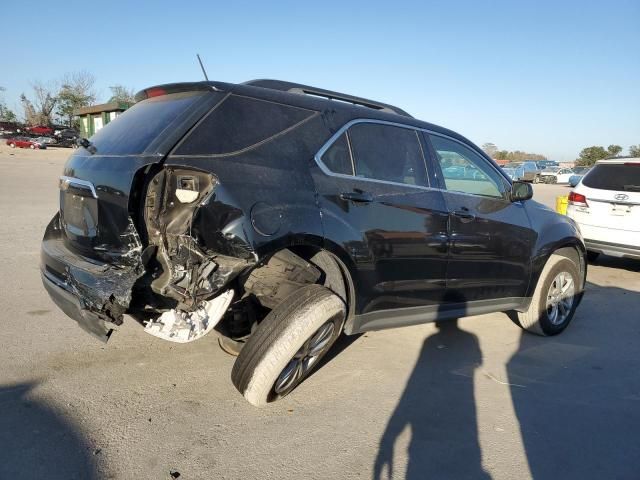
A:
[88,91,209,155]
[322,133,353,175]
[175,95,315,155]
[347,123,427,186]
[582,163,640,191]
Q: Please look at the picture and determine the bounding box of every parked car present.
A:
[566,158,640,261]
[6,136,45,149]
[541,167,575,184]
[41,79,586,406]
[502,161,541,182]
[0,121,22,135]
[25,125,54,136]
[568,166,591,187]
[537,160,559,169]
[33,136,57,145]
[54,128,79,139]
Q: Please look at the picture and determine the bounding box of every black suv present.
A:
[41,80,586,406]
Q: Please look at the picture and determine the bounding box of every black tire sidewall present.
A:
[268,308,343,403]
[231,284,346,406]
[536,258,580,335]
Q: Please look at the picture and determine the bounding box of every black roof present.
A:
[135,79,478,151]
[243,79,412,118]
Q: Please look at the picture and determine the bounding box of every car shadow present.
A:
[373,318,491,480]
[0,382,99,479]
[507,281,640,479]
[373,281,640,479]
[589,255,640,273]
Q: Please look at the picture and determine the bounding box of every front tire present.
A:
[231,284,345,406]
[511,254,581,336]
[9,143,15,148]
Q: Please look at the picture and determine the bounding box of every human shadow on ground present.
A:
[0,382,99,480]
[373,319,491,479]
[507,280,640,479]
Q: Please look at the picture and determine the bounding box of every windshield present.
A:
[504,163,522,168]
[582,163,640,191]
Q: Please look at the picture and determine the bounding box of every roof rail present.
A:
[244,79,412,118]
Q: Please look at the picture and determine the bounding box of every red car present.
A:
[6,137,45,149]
[25,125,54,135]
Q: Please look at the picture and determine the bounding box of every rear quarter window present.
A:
[582,164,640,191]
[175,95,316,156]
[88,91,211,155]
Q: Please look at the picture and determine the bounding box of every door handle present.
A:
[340,191,373,203]
[452,208,476,223]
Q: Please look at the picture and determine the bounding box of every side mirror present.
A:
[511,181,533,202]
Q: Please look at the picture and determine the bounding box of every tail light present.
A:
[568,191,588,207]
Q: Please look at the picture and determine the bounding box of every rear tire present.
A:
[586,251,600,262]
[511,254,581,336]
[231,284,345,406]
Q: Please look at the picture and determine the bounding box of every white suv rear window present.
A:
[582,163,640,192]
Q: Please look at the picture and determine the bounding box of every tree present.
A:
[576,146,609,166]
[495,150,509,160]
[481,142,498,157]
[630,145,640,157]
[607,144,623,157]
[56,71,97,127]
[108,85,135,105]
[0,87,17,122]
[21,81,58,125]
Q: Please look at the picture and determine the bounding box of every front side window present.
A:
[429,134,506,198]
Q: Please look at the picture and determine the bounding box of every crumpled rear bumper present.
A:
[40,214,143,342]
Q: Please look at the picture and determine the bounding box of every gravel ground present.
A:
[1,146,638,480]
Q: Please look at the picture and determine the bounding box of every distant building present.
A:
[75,102,130,137]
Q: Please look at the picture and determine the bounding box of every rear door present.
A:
[60,88,222,260]
[426,133,536,304]
[312,120,449,315]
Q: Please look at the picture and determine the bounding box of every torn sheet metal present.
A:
[144,289,234,343]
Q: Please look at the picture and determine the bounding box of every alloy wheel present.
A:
[546,271,575,325]
[274,320,335,395]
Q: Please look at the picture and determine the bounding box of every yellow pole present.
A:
[556,195,568,215]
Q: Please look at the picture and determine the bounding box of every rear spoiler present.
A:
[134,83,222,103]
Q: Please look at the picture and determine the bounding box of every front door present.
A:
[426,133,536,304]
[312,121,450,316]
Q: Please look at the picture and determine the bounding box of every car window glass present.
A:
[321,133,353,175]
[429,134,505,198]
[347,123,427,186]
[176,95,314,156]
[582,164,640,191]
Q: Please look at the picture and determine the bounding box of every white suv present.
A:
[566,158,640,261]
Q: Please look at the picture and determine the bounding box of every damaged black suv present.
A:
[41,79,586,406]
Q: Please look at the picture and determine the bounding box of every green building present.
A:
[75,102,130,137]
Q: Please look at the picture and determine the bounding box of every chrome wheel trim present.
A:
[546,271,575,325]
[274,321,336,395]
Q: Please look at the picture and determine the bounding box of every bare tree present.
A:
[481,142,498,157]
[56,71,97,127]
[108,85,136,104]
[20,81,58,126]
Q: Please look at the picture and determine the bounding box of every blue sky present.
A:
[2,0,638,161]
